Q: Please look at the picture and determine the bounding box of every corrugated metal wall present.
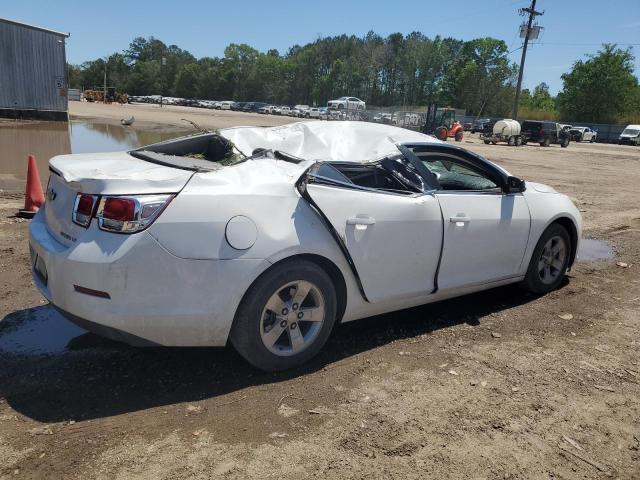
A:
[0,19,68,112]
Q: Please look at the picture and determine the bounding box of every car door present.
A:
[302,163,443,303]
[584,128,593,141]
[407,146,531,291]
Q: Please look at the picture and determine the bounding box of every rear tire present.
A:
[515,136,522,146]
[590,137,596,143]
[230,260,337,372]
[541,137,551,147]
[522,223,571,294]
[561,137,569,148]
[508,136,516,146]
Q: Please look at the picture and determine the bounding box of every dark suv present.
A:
[521,121,570,147]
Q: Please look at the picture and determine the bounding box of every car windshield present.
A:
[622,128,640,136]
[338,97,348,100]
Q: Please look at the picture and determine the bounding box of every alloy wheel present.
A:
[260,280,326,356]
[537,235,567,285]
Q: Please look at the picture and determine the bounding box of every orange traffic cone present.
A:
[18,154,45,218]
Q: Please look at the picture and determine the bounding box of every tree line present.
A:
[68,34,640,123]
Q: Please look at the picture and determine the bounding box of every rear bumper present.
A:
[28,207,268,347]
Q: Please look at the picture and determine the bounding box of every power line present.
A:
[534,42,640,46]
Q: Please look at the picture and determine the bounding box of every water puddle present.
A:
[0,120,187,189]
[0,306,87,355]
[577,238,614,262]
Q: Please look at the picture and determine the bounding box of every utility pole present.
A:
[103,61,107,104]
[512,0,543,119]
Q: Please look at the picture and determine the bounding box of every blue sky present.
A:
[4,0,640,94]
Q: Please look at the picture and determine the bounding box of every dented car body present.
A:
[29,122,582,370]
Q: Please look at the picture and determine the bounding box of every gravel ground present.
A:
[0,129,639,479]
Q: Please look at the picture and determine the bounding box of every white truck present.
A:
[619,125,640,145]
[481,119,522,146]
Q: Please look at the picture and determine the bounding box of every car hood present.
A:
[527,182,558,194]
[219,121,440,163]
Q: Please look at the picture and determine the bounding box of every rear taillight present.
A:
[72,194,97,227]
[97,194,174,233]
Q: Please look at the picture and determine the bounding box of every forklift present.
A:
[423,104,464,142]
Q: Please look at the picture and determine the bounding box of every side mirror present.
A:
[504,176,526,193]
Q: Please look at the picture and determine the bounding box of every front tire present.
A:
[522,223,571,294]
[454,130,463,142]
[435,126,448,141]
[230,260,337,371]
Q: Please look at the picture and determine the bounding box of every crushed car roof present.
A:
[219,121,440,163]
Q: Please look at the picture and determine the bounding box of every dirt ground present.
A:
[0,122,639,479]
[68,101,296,130]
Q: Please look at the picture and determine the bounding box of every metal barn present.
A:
[0,17,70,121]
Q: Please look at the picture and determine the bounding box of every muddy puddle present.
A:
[577,238,615,262]
[0,120,187,190]
[0,306,88,355]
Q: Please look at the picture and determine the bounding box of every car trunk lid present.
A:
[45,152,194,247]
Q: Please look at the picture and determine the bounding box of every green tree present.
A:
[440,38,516,116]
[125,61,161,95]
[173,63,200,98]
[556,44,640,123]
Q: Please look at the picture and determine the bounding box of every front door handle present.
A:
[450,215,471,224]
[347,216,376,226]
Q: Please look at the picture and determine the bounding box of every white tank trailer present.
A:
[481,119,522,146]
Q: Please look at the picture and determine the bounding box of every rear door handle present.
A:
[347,216,376,226]
[450,215,471,223]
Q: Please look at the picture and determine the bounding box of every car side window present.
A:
[417,154,499,191]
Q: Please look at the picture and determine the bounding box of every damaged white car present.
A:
[29,122,581,371]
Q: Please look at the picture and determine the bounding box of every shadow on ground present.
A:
[0,282,555,423]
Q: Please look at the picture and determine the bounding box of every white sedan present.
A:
[327,96,366,110]
[30,122,581,371]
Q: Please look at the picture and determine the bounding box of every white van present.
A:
[619,124,640,145]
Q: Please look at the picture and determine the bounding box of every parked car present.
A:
[250,102,268,113]
[471,118,491,133]
[463,122,472,132]
[618,124,640,145]
[231,102,247,111]
[219,101,235,110]
[31,122,581,371]
[294,105,309,116]
[280,106,292,116]
[327,96,366,111]
[318,107,329,120]
[304,107,321,119]
[521,120,570,147]
[569,126,597,143]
